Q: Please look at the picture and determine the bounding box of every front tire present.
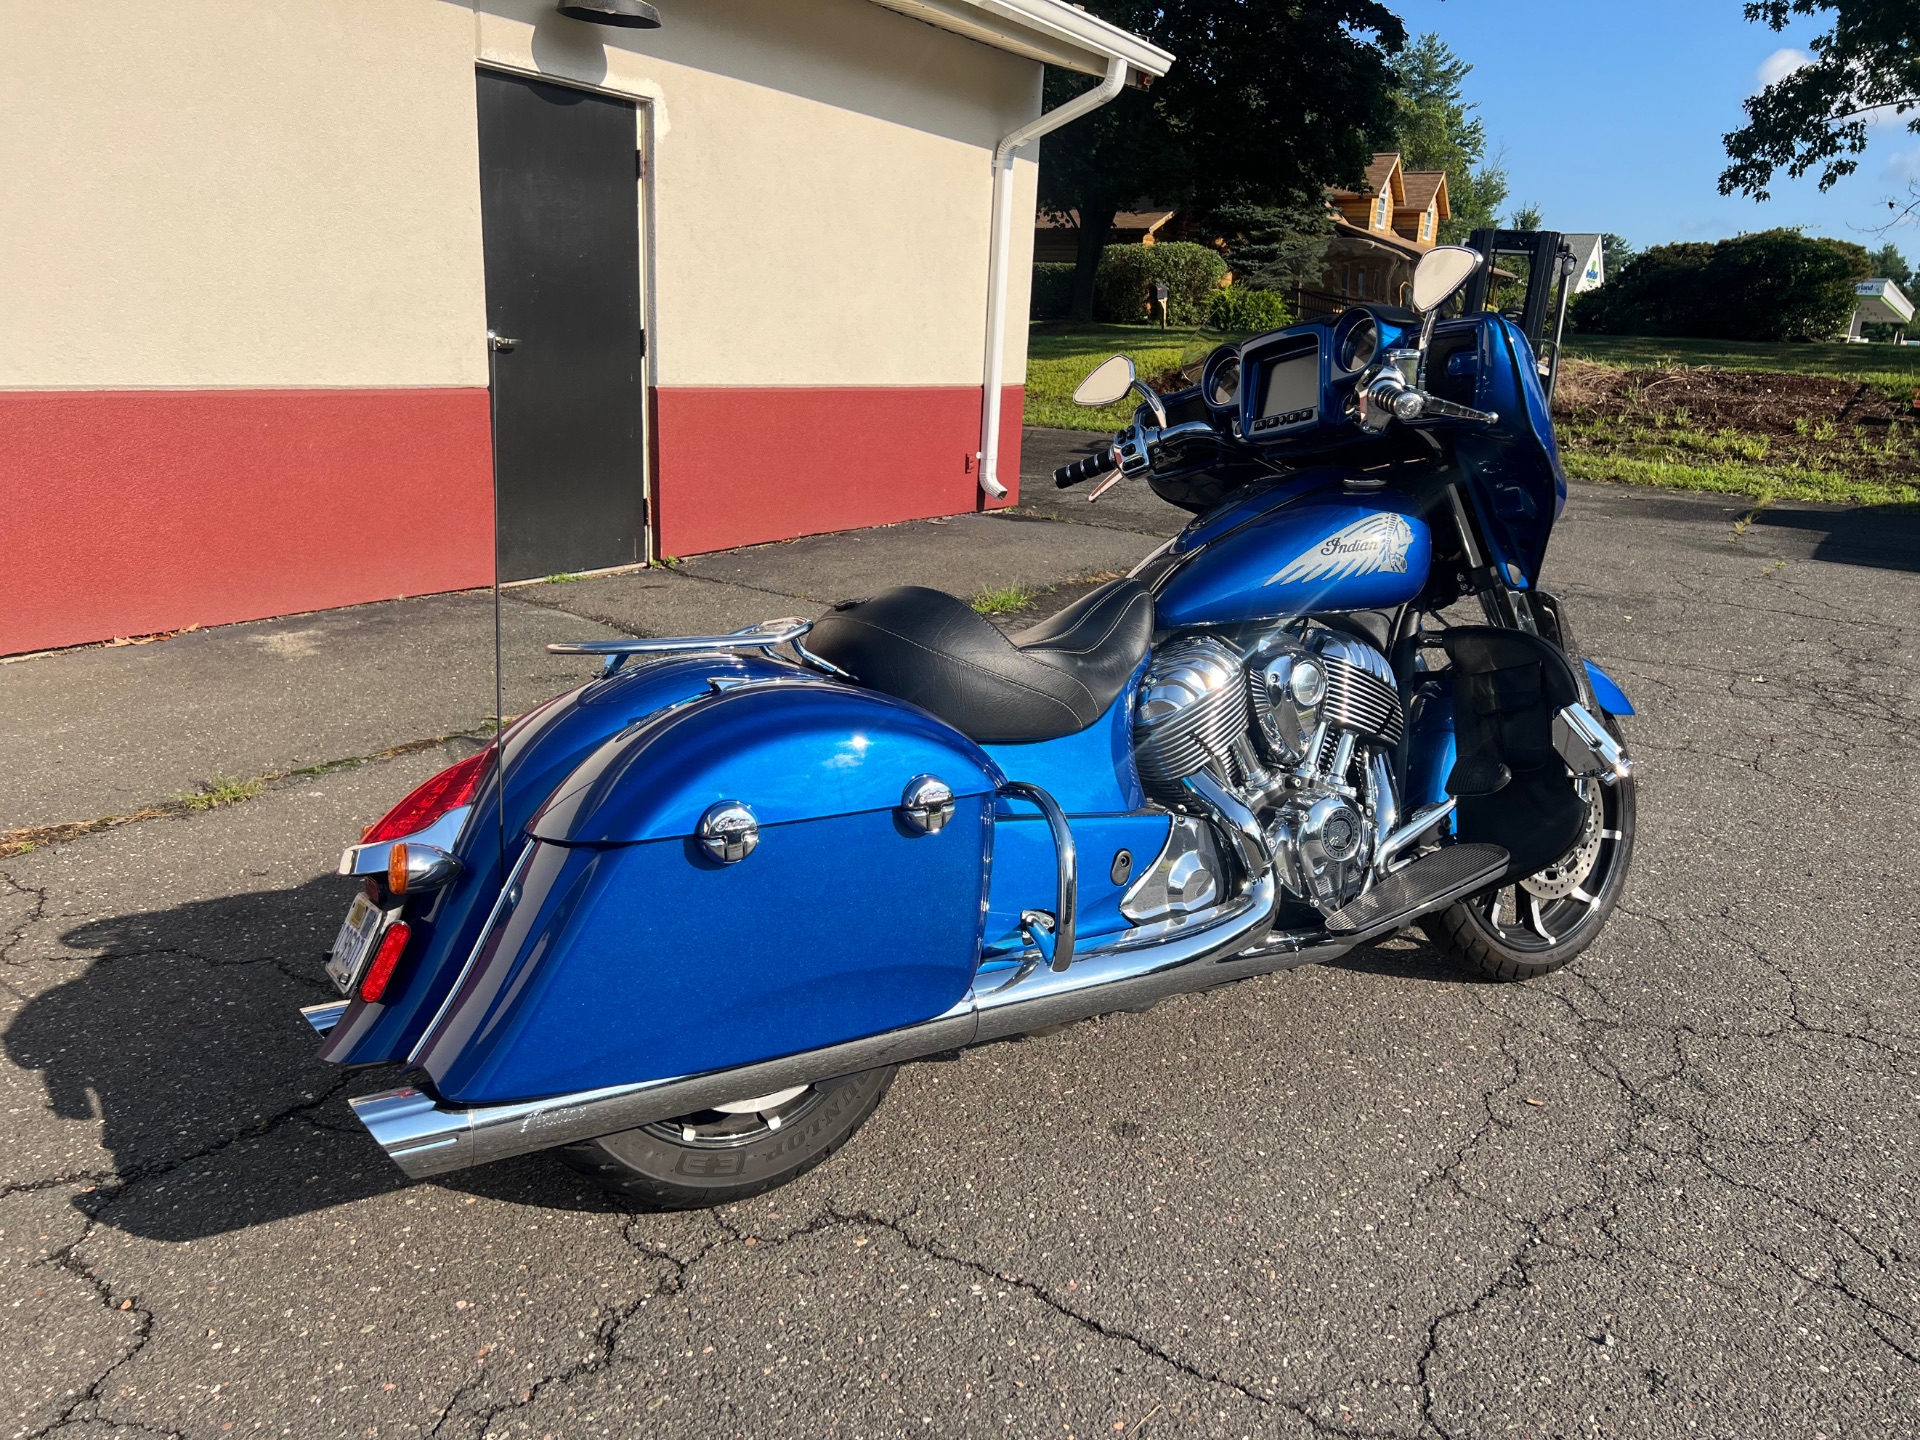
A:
[558,1067,895,1209]
[1422,732,1636,982]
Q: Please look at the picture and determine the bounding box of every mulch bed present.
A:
[1553,359,1912,435]
[1553,359,1920,486]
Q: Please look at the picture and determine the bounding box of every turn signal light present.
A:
[387,842,461,896]
[358,922,412,1004]
[362,743,495,843]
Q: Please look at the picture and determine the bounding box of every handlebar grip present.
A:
[1054,447,1118,488]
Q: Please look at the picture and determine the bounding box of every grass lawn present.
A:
[1025,323,1234,430]
[1564,334,1920,399]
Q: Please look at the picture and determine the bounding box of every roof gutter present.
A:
[977,54,1127,500]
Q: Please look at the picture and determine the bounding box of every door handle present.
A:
[487,331,520,353]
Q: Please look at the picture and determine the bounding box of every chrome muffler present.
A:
[351,871,1345,1180]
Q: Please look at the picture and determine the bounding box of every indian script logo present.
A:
[1264,513,1415,587]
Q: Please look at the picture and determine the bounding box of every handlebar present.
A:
[1054,446,1119,488]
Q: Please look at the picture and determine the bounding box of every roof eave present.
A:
[868,0,1173,80]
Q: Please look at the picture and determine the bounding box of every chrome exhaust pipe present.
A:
[352,872,1336,1180]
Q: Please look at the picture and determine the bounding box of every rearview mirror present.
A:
[1073,354,1136,407]
[1411,245,1481,315]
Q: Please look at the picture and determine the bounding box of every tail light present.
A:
[358,921,412,1003]
[362,743,496,844]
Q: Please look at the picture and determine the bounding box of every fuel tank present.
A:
[1149,482,1432,628]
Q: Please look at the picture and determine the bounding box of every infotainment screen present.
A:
[1262,354,1318,418]
[1248,344,1320,435]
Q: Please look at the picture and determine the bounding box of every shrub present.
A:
[1572,230,1870,342]
[1207,287,1292,333]
[1029,263,1077,321]
[1094,242,1229,325]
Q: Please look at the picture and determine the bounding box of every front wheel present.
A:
[1422,751,1636,982]
[558,1067,895,1209]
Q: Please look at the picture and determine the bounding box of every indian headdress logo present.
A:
[1264,513,1415,588]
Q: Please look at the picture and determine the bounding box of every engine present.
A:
[1130,623,1403,917]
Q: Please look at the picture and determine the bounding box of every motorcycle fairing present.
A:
[1451,318,1569,586]
[413,679,1001,1105]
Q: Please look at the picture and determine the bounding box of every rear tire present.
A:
[557,1067,895,1209]
[1422,716,1636,982]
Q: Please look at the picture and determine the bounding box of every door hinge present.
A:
[638,328,647,358]
[636,148,645,179]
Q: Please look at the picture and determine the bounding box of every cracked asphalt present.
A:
[3,453,1918,1439]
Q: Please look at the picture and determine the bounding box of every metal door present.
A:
[477,69,646,581]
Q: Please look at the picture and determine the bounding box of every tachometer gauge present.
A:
[1207,355,1241,408]
[1337,316,1379,373]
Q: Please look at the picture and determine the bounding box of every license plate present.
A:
[326,893,384,995]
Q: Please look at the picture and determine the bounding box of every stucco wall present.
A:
[476,0,1041,386]
[1,0,1048,652]
[0,0,488,390]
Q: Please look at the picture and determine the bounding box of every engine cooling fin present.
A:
[1324,843,1508,935]
[1322,654,1403,745]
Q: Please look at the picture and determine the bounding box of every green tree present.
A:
[1868,241,1913,287]
[1601,233,1637,280]
[1038,0,1407,320]
[1721,1,1920,198]
[1208,198,1334,294]
[1507,203,1545,232]
[1388,33,1510,242]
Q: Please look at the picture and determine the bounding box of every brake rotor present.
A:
[1522,782,1605,901]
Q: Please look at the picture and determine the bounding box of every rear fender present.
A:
[412,681,1003,1105]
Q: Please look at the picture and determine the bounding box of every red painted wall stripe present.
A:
[0,388,494,656]
[653,385,1024,558]
[0,383,1023,655]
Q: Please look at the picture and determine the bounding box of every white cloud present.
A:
[1888,148,1920,184]
[1755,47,1808,90]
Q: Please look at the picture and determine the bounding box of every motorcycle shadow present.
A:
[3,873,621,1242]
[1756,501,1920,574]
[1326,935,1496,985]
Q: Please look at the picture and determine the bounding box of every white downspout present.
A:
[977,54,1129,500]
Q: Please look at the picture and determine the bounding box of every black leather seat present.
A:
[808,579,1154,744]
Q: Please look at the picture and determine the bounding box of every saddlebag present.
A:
[411,679,1001,1106]
[1440,627,1587,881]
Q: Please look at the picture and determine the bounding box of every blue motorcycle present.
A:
[306,239,1635,1207]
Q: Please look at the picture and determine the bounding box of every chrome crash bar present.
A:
[548,618,849,678]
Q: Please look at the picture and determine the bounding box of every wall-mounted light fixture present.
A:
[557,0,661,27]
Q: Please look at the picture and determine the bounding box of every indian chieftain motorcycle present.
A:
[305,235,1635,1207]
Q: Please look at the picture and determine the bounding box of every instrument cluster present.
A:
[1197,308,1418,447]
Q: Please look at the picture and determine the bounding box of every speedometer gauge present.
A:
[1337,316,1379,373]
[1207,355,1241,407]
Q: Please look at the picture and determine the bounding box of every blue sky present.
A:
[1386,0,1920,262]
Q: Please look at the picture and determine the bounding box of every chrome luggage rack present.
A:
[548,617,849,679]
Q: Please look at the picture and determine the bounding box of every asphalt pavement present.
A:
[3,437,1919,1439]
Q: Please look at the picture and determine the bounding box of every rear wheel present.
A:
[1422,736,1636,982]
[557,1068,895,1209]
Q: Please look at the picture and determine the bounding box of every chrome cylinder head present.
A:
[1250,627,1403,763]
[1134,637,1248,799]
